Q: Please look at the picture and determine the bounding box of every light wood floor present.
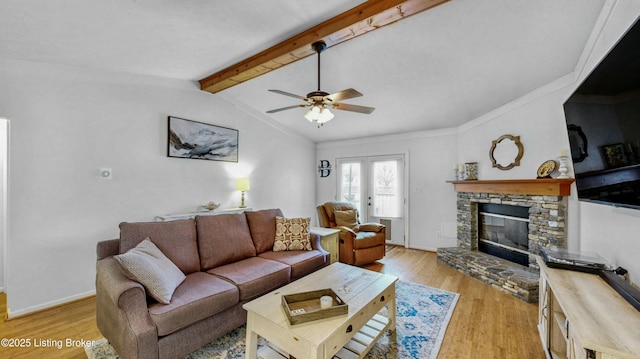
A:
[0,247,545,358]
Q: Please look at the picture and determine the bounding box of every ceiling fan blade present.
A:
[325,88,363,102]
[333,102,375,114]
[266,104,307,113]
[268,89,307,100]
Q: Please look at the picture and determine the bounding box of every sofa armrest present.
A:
[308,232,330,263]
[97,238,120,260]
[359,223,385,233]
[96,257,158,359]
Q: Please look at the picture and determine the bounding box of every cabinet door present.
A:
[569,334,587,359]
[538,273,550,347]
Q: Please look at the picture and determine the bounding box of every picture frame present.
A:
[601,143,627,169]
[168,116,238,162]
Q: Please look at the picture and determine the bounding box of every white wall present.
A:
[316,0,640,285]
[316,129,459,251]
[456,0,640,282]
[0,59,317,317]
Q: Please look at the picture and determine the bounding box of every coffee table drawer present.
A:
[324,284,395,358]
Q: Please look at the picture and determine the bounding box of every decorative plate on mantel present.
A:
[537,160,556,178]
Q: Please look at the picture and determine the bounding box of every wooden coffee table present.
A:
[243,262,397,359]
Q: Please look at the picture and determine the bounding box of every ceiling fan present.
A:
[266,40,375,126]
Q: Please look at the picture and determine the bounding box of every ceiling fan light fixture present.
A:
[266,40,375,123]
[304,105,334,124]
[317,108,334,123]
[304,106,321,122]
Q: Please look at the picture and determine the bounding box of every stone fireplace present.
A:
[437,179,573,303]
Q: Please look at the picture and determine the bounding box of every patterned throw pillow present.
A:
[115,238,186,304]
[273,216,312,251]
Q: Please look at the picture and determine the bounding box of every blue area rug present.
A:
[86,280,459,359]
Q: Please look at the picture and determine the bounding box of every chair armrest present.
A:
[96,257,158,359]
[335,226,358,237]
[359,223,385,233]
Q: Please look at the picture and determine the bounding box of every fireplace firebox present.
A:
[478,203,530,266]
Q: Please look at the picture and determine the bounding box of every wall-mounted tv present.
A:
[563,19,640,209]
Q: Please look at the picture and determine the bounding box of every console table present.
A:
[537,256,640,359]
[154,207,252,222]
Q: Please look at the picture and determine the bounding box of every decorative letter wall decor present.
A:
[318,160,331,177]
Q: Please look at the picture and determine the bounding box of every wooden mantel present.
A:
[447,178,575,196]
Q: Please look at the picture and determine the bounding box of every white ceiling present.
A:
[0,0,606,143]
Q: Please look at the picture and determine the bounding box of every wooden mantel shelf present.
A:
[447,178,575,196]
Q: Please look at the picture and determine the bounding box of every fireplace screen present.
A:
[480,213,529,251]
[477,203,530,266]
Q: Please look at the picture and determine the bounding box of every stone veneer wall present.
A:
[456,192,568,267]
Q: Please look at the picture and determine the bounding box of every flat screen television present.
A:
[563,19,640,210]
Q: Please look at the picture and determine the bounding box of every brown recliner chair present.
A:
[316,201,386,266]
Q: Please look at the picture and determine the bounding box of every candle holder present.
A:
[557,156,570,179]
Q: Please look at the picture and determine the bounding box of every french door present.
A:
[336,155,405,246]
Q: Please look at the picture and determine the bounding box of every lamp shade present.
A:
[236,178,250,191]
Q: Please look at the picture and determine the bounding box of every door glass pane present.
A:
[373,160,399,217]
[339,162,362,215]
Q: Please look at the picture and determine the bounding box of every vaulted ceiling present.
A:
[0,0,607,142]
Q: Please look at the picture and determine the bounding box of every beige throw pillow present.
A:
[334,209,359,230]
[273,216,312,251]
[115,238,186,304]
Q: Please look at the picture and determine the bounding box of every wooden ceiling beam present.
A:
[199,0,450,93]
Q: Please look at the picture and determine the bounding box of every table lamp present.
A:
[236,178,250,208]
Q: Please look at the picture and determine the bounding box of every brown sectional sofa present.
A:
[95,208,329,359]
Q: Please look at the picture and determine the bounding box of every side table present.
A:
[310,227,339,264]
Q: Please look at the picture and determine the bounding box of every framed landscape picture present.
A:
[168,116,238,162]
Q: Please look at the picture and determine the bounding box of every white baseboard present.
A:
[7,290,96,319]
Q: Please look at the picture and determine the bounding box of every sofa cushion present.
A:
[245,209,283,254]
[114,238,186,304]
[208,257,290,301]
[258,250,325,280]
[273,216,312,251]
[196,213,257,271]
[334,209,359,230]
[148,272,239,336]
[119,219,200,274]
